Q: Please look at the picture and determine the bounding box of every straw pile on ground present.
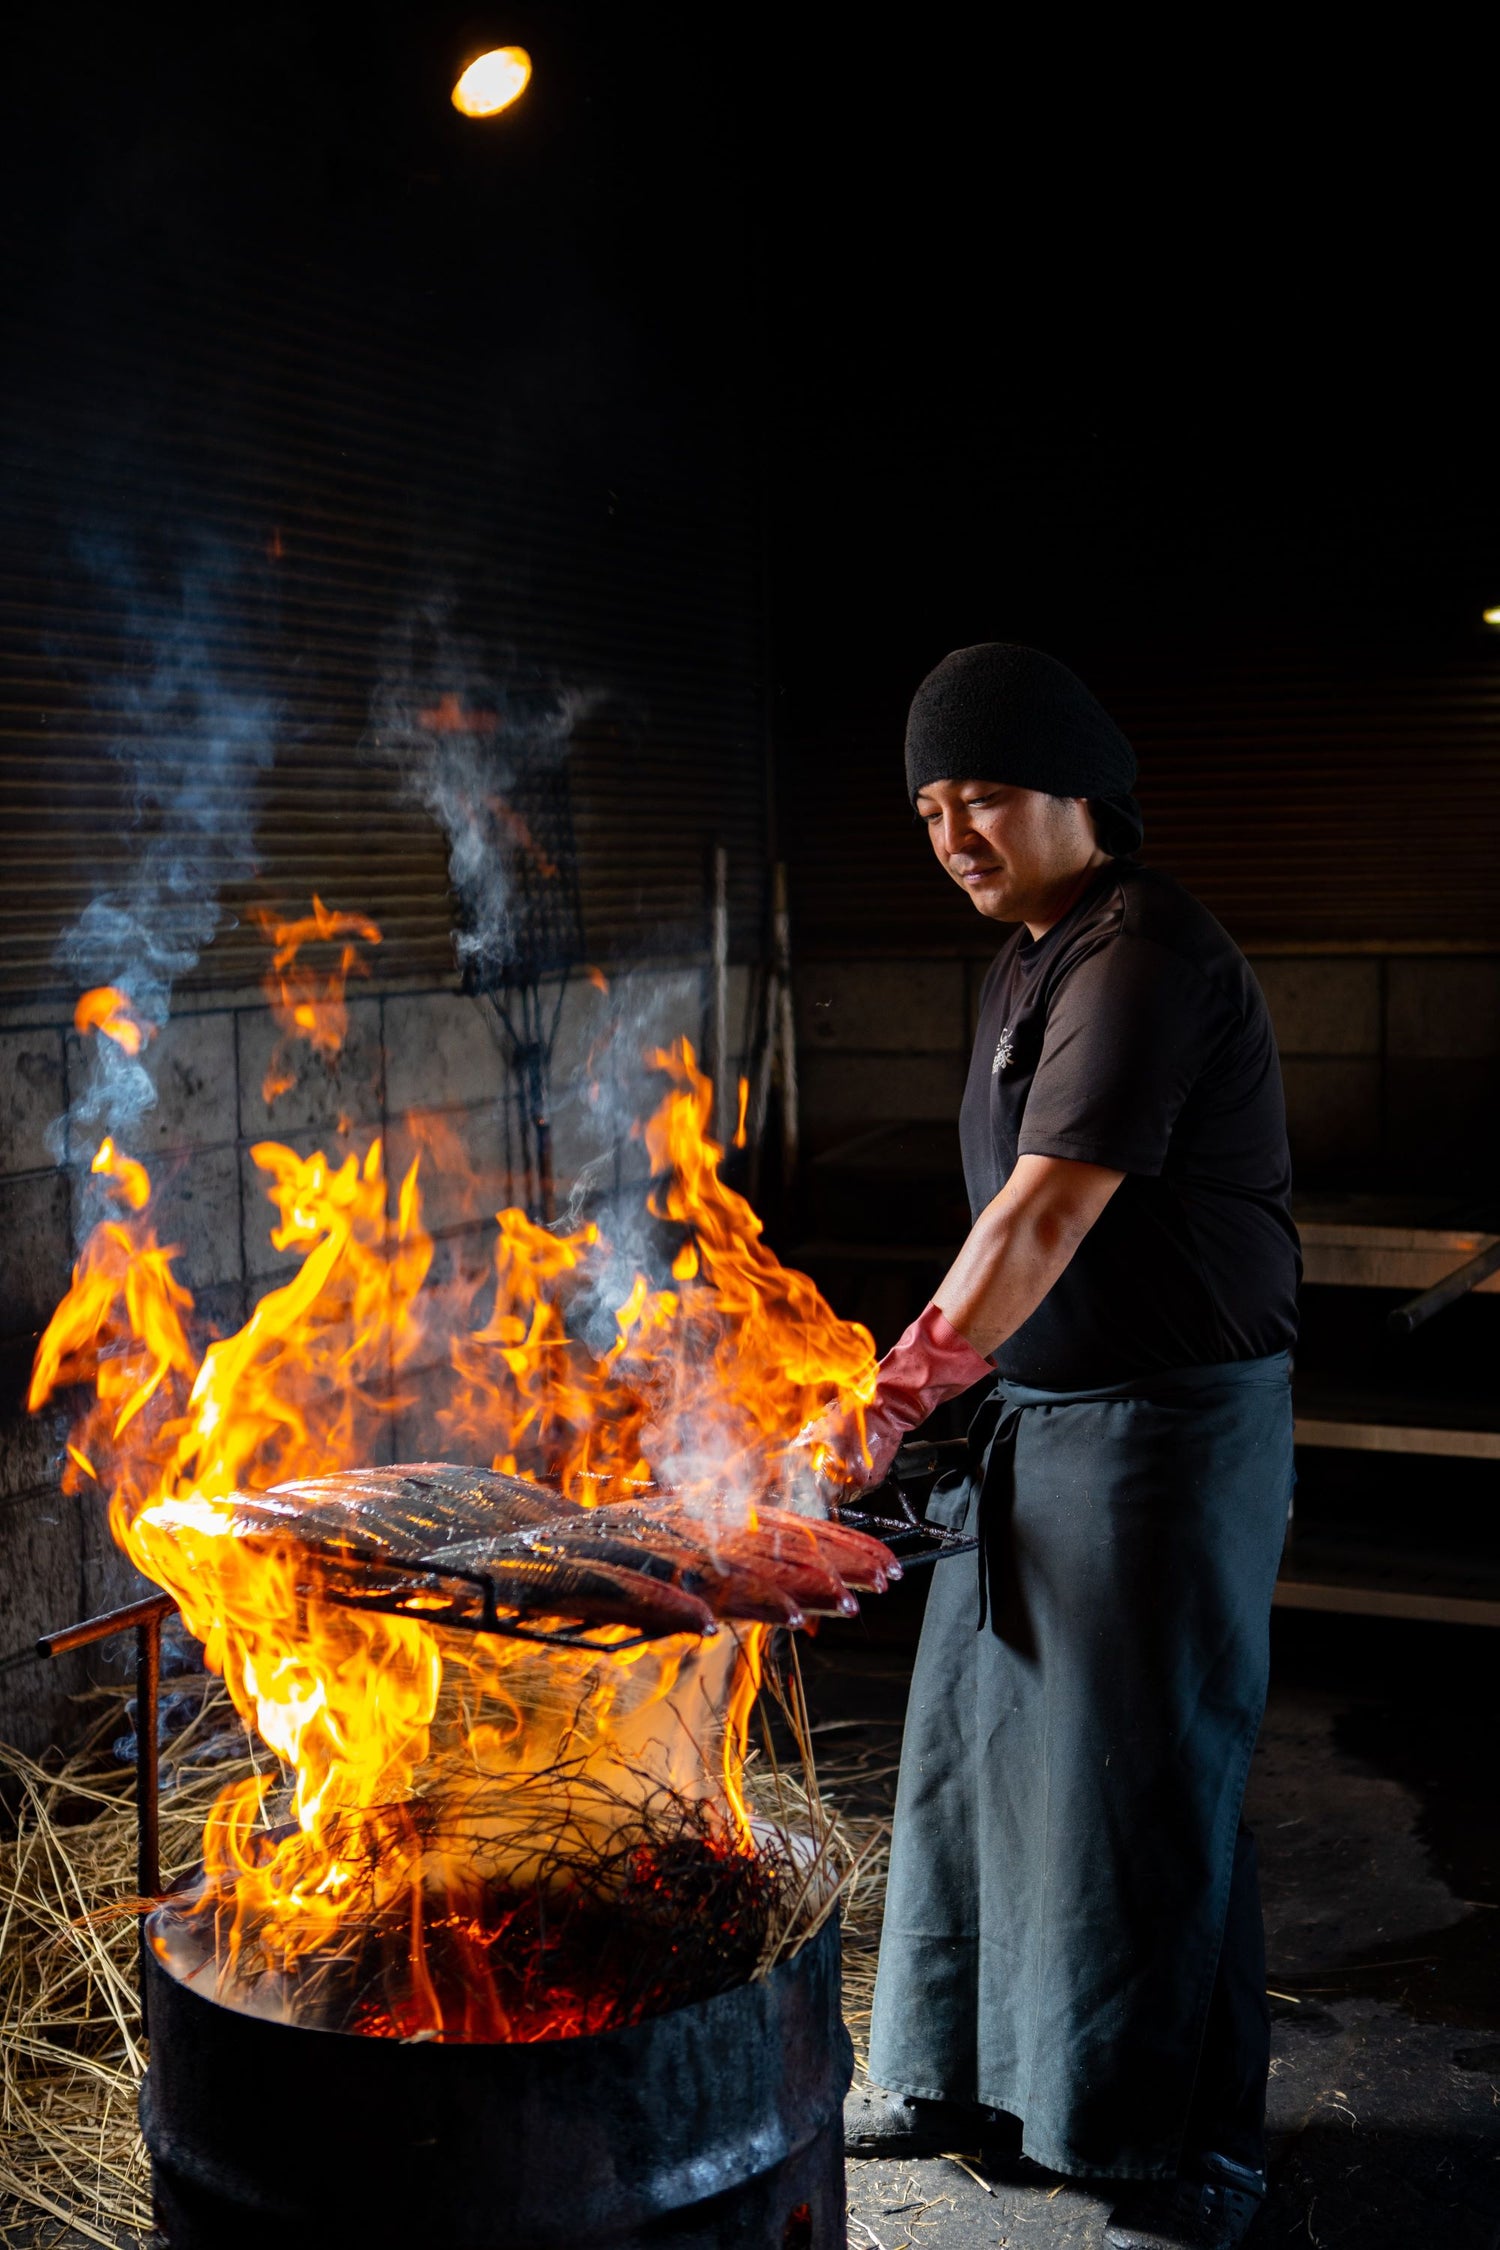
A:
[0,1655,885,2249]
[0,1677,261,2247]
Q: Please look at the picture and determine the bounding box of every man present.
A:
[816,645,1299,2250]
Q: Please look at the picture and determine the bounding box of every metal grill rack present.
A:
[839,1440,979,1567]
[311,1541,656,1651]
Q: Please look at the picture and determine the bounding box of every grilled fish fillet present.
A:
[226,1461,895,1641]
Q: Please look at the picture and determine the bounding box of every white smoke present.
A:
[369,598,598,985]
[50,534,275,1218]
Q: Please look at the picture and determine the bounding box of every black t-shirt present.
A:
[961,862,1300,1388]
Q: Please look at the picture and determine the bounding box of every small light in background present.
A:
[1484,606,1500,628]
[452,46,532,118]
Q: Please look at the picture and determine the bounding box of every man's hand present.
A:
[784,1304,995,1510]
[780,1156,1123,1513]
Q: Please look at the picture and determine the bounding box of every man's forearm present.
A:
[933,1154,1124,1358]
[787,1155,1124,1495]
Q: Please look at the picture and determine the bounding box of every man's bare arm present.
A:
[785,1154,1125,1493]
[934,1153,1125,1358]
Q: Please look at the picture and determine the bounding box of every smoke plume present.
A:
[51,535,275,1212]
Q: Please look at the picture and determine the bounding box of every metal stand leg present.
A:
[135,1608,162,1901]
[37,1590,176,2027]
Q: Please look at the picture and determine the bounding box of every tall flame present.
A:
[30,996,877,2038]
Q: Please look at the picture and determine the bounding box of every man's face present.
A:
[915,779,1098,925]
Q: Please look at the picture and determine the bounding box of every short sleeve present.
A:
[1016,937,1221,1177]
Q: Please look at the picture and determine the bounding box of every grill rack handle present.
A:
[837,1439,979,1567]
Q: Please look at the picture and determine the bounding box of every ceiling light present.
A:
[1484,606,1500,628]
[451,46,532,119]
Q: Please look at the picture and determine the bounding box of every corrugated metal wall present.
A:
[782,650,1500,956]
[0,255,767,1006]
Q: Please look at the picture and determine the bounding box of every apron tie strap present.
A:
[975,1400,1024,1633]
[927,1382,1025,1635]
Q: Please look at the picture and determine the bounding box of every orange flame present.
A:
[256,896,381,1103]
[30,1023,877,2037]
[28,1142,195,1462]
[487,797,556,876]
[436,1047,878,1515]
[74,986,150,1055]
[417,692,497,734]
[91,1135,150,1211]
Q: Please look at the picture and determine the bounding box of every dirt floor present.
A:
[822,1587,1500,2250]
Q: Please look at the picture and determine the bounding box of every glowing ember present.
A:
[30,931,884,2041]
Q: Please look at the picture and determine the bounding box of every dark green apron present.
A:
[866,1353,1293,2180]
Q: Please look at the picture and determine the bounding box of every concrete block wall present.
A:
[797,963,972,1153]
[1252,956,1500,1184]
[795,953,1500,1190]
[0,965,746,1756]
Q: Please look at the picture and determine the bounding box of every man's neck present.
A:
[1023,851,1111,942]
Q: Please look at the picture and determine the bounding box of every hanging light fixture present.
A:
[1483,606,1500,628]
[451,45,532,118]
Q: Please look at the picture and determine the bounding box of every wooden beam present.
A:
[1294,1417,1500,1460]
[1275,1577,1500,1627]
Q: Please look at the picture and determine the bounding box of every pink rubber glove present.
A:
[791,1303,994,1496]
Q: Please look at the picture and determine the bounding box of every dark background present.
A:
[3,4,1497,970]
[763,30,1500,955]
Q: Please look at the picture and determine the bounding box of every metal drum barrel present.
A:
[141,1912,851,2249]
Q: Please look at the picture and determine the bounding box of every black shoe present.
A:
[843,2085,992,2159]
[1104,2172,1264,2250]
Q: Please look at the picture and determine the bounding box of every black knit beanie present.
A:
[905,643,1143,856]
